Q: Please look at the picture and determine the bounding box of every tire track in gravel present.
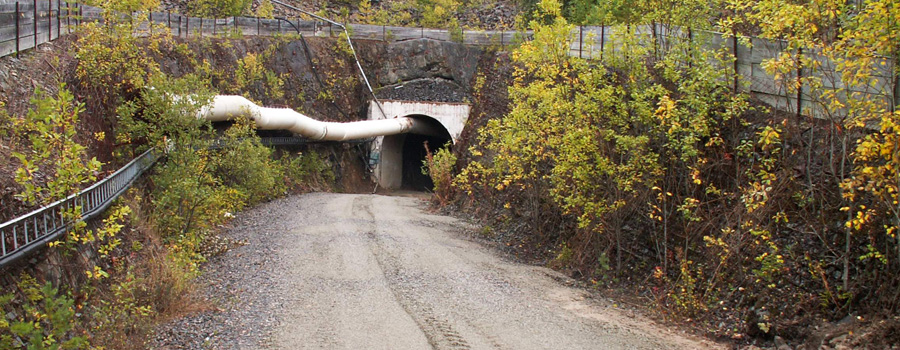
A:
[354,195,472,350]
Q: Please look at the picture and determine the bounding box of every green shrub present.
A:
[0,276,88,350]
[214,118,285,205]
[281,150,335,192]
[422,143,456,205]
[187,0,252,17]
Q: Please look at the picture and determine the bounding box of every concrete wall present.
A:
[369,100,470,189]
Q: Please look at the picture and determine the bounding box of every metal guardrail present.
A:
[0,137,329,268]
[0,148,160,268]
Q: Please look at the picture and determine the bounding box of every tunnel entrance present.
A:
[401,133,452,191]
[376,115,452,191]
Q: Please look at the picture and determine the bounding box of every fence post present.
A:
[382,24,385,42]
[579,25,583,58]
[796,48,803,118]
[894,72,899,113]
[33,0,38,49]
[893,58,899,112]
[257,16,260,36]
[732,29,739,92]
[185,15,189,37]
[48,0,52,43]
[65,0,69,33]
[55,0,59,39]
[688,27,693,69]
[600,25,605,61]
[15,1,20,58]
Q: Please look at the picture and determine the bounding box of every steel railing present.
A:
[0,148,160,268]
[0,136,341,268]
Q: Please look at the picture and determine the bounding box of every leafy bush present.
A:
[187,0,252,17]
[422,143,456,205]
[215,118,286,205]
[12,86,102,206]
[0,276,88,350]
[281,150,335,193]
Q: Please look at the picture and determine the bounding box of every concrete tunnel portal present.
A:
[369,100,470,191]
[196,96,469,192]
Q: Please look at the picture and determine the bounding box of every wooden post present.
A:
[166,11,170,33]
[500,30,504,47]
[55,0,59,39]
[199,17,203,37]
[15,1,20,57]
[257,16,260,36]
[179,15,183,37]
[65,0,69,33]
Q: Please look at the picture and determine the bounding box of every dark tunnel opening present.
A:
[400,116,452,191]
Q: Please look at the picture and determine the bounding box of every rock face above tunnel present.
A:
[373,39,481,96]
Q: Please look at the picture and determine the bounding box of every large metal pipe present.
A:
[197,95,441,141]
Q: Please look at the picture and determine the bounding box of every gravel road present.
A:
[151,193,720,349]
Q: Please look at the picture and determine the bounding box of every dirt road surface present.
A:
[152,193,721,349]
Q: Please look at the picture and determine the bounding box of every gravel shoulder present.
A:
[150,193,722,349]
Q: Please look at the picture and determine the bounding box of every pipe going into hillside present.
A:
[197,95,441,141]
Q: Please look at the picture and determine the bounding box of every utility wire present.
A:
[270,0,388,120]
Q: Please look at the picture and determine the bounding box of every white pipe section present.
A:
[197,95,442,141]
